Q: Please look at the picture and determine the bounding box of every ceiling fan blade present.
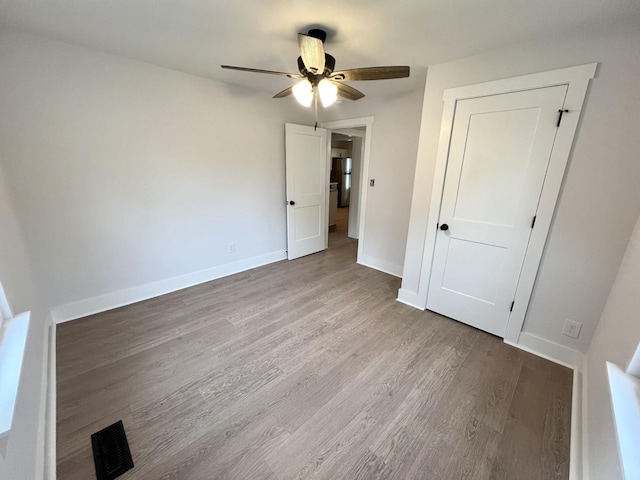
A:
[298,33,325,74]
[334,82,365,101]
[221,65,302,79]
[273,86,294,99]
[330,66,410,81]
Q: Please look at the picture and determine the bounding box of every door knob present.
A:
[440,223,449,231]
[289,200,296,206]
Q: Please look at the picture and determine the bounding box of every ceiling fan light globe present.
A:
[318,79,338,107]
[292,79,313,107]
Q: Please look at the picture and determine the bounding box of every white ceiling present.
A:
[1,0,639,99]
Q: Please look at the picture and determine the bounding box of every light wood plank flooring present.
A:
[57,216,572,479]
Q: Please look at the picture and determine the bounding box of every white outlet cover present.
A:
[562,319,582,338]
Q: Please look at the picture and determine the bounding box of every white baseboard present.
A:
[45,320,56,480]
[358,254,403,278]
[51,250,287,323]
[396,288,425,310]
[506,331,584,371]
[570,368,583,480]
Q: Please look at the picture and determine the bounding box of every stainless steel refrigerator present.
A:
[330,157,352,207]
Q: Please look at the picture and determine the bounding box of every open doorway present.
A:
[328,130,364,251]
[321,117,373,264]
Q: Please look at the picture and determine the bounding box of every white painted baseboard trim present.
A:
[396,288,425,310]
[505,331,584,371]
[570,368,583,480]
[45,320,56,480]
[51,250,287,323]
[358,255,403,278]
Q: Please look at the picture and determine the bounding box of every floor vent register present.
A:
[90,420,134,479]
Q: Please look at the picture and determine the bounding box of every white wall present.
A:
[584,212,640,480]
[0,29,423,478]
[324,84,426,276]
[0,162,49,480]
[400,25,640,352]
[0,29,311,315]
[0,28,425,320]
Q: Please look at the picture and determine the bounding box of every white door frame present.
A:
[329,128,366,239]
[416,64,596,344]
[320,116,374,266]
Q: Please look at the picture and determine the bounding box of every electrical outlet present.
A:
[561,319,582,339]
[227,242,235,254]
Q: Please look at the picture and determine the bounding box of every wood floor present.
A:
[56,210,572,479]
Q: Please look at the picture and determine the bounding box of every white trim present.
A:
[33,316,48,479]
[0,312,30,437]
[607,361,640,480]
[51,249,287,323]
[410,91,457,308]
[320,116,374,267]
[505,331,584,371]
[581,358,590,480]
[0,280,13,323]
[606,362,640,479]
[357,254,402,278]
[330,128,366,138]
[443,63,597,102]
[504,64,597,343]
[570,368,583,480]
[45,320,56,480]
[396,288,424,309]
[410,63,597,344]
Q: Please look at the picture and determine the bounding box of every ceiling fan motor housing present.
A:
[297,54,336,82]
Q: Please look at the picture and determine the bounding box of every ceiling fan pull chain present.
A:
[314,91,318,130]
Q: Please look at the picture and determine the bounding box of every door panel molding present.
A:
[414,63,597,343]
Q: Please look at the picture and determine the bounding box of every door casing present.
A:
[408,63,597,344]
[321,117,374,267]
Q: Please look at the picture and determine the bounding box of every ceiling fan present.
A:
[221,28,410,108]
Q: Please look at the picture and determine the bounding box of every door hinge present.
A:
[510,301,514,312]
[531,215,537,228]
[557,109,569,127]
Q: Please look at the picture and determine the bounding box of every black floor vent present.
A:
[91,420,134,480]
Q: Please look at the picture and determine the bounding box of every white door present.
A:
[285,123,329,260]
[427,85,568,337]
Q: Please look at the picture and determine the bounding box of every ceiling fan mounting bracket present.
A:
[306,29,327,43]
